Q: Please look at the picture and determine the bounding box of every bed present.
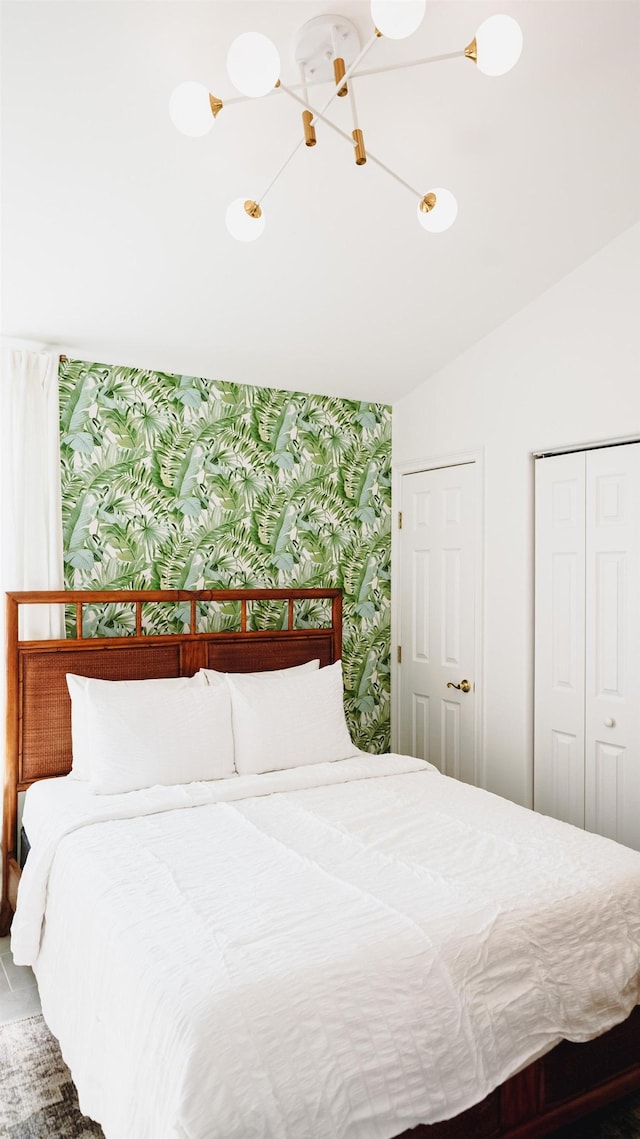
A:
[2,587,640,1139]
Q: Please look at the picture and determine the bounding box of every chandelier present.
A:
[169,1,523,242]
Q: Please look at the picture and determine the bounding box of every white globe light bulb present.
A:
[371,0,426,40]
[474,15,523,77]
[225,198,266,243]
[227,32,280,98]
[417,188,458,233]
[169,82,216,137]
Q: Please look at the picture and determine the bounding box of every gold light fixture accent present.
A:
[464,37,477,64]
[352,128,366,166]
[333,57,348,97]
[302,109,317,147]
[419,192,437,215]
[170,5,523,241]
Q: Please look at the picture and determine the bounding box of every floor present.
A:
[0,933,42,1024]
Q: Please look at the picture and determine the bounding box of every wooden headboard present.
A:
[1,587,342,934]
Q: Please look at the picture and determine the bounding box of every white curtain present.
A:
[0,347,65,620]
[0,347,65,777]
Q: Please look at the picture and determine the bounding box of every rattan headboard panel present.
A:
[19,644,183,783]
[204,631,336,672]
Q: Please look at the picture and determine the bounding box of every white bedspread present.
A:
[12,755,640,1139]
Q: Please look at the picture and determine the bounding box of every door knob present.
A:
[447,679,472,693]
[603,717,615,728]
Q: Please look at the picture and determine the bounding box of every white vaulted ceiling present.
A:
[1,0,639,404]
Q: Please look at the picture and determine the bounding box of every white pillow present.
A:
[228,660,357,775]
[66,673,207,781]
[200,659,320,687]
[81,678,235,795]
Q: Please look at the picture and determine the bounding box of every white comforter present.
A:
[12,754,640,1139]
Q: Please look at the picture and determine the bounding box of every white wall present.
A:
[392,222,640,809]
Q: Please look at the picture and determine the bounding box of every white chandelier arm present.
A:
[345,65,366,165]
[219,50,465,109]
[299,62,310,109]
[330,24,348,97]
[255,135,308,209]
[256,30,379,207]
[280,84,423,201]
[302,29,380,123]
[280,83,358,148]
[351,50,463,80]
[348,75,360,130]
[299,62,317,148]
[362,150,423,200]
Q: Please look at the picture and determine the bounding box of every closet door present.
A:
[534,452,586,829]
[584,444,640,847]
[534,442,640,850]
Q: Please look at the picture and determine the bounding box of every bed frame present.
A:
[1,587,343,934]
[2,588,640,1139]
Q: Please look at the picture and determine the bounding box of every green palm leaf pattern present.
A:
[58,360,391,751]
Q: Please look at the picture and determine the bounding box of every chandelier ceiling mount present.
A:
[294,14,362,89]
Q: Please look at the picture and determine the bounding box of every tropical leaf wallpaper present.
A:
[58,360,392,751]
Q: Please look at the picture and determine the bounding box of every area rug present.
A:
[550,1092,640,1139]
[1,1014,640,1139]
[0,1014,104,1138]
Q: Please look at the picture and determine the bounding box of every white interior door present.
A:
[584,443,640,847]
[398,464,477,783]
[534,452,586,828]
[534,442,640,850]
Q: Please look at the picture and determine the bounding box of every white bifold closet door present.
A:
[534,442,640,850]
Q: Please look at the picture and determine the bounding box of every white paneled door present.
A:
[534,451,586,829]
[398,464,477,783]
[534,443,640,850]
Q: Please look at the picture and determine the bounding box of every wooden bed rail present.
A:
[1,587,342,935]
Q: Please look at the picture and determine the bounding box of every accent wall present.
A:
[59,360,392,751]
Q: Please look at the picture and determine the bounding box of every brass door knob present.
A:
[446,679,472,693]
